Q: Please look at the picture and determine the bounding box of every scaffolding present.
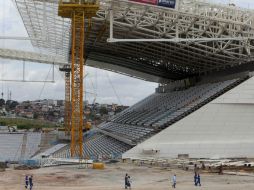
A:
[58,0,99,158]
[59,65,71,135]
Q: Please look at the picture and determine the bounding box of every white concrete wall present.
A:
[123,77,254,159]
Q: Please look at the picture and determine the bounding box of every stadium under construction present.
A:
[1,0,254,165]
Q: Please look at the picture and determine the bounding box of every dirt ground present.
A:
[0,162,254,190]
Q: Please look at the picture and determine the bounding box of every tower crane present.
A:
[58,0,99,158]
[59,65,71,136]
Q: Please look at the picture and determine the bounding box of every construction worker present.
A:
[25,175,29,189]
[127,175,132,189]
[29,175,33,190]
[124,173,132,189]
[197,174,201,186]
[194,172,197,186]
[172,174,176,188]
[125,173,128,189]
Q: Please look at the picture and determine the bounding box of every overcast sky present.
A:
[0,0,254,106]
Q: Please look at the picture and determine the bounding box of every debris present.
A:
[14,165,40,170]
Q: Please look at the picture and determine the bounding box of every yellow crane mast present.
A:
[58,0,99,158]
[59,65,71,136]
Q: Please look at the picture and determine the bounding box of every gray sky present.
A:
[0,0,158,106]
[0,0,253,105]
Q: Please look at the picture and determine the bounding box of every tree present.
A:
[0,99,5,107]
[99,106,108,115]
[115,107,123,114]
[9,101,19,109]
[5,100,12,107]
[33,112,39,119]
[5,100,19,110]
[48,111,55,117]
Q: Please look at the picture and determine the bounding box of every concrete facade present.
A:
[123,77,254,159]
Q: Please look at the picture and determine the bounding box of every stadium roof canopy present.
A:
[12,0,254,82]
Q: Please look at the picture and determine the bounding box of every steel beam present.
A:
[0,48,68,65]
[12,0,254,79]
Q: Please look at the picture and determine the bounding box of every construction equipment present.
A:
[84,121,91,132]
[58,0,99,158]
[59,65,71,135]
[8,126,17,132]
[92,162,104,169]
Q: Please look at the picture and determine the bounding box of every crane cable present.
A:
[38,65,53,99]
[105,71,123,105]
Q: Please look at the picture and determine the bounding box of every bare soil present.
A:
[0,162,254,190]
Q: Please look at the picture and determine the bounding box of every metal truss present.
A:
[12,0,254,81]
[59,65,71,136]
[40,157,93,167]
[12,0,71,60]
[58,0,99,159]
[0,48,67,65]
[70,11,85,158]
[94,0,254,74]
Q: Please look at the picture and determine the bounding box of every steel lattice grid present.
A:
[13,0,254,77]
